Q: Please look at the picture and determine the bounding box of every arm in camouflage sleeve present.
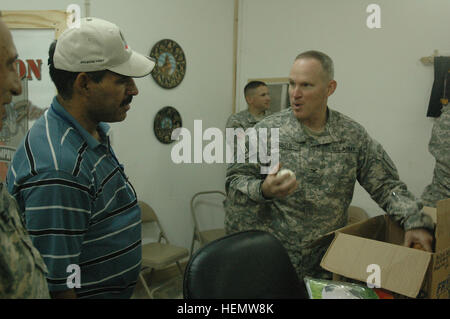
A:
[225,160,268,204]
[225,116,253,201]
[225,122,277,204]
[356,132,434,232]
[225,119,297,203]
[225,113,262,203]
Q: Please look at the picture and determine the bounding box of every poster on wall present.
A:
[11,29,55,121]
[0,29,55,181]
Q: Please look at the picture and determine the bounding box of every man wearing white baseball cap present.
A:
[7,17,155,299]
[54,17,154,77]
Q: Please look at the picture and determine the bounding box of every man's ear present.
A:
[73,72,91,96]
[327,80,337,97]
[245,95,253,106]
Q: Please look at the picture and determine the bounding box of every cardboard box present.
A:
[320,198,450,299]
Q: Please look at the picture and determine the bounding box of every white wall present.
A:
[236,0,450,217]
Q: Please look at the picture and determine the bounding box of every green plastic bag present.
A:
[304,276,379,299]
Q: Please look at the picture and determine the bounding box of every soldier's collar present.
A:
[324,108,342,142]
[288,111,307,143]
[288,107,341,144]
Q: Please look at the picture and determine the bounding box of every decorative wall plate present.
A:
[153,106,182,144]
[149,39,186,89]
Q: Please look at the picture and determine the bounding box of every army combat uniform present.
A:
[421,104,450,207]
[224,107,434,280]
[0,183,49,298]
[226,109,271,131]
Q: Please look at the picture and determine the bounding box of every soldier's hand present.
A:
[404,228,433,252]
[261,163,298,199]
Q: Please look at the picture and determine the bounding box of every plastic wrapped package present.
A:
[304,277,380,299]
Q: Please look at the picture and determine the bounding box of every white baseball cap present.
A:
[53,17,155,77]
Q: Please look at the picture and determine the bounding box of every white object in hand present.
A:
[276,169,295,178]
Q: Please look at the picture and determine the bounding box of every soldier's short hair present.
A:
[244,81,267,98]
[295,50,334,81]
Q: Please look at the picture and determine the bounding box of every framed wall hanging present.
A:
[153,106,182,144]
[149,39,186,89]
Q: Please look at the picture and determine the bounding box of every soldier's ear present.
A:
[327,80,337,97]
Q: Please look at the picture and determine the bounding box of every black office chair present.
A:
[183,230,308,299]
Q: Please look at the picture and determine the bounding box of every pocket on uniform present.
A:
[319,152,357,195]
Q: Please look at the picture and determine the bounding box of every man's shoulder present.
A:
[329,108,369,137]
[436,105,450,127]
[26,110,72,143]
[26,117,82,158]
[11,114,89,182]
[229,109,250,119]
[227,109,249,121]
[255,108,291,128]
[226,110,252,129]
[235,109,250,116]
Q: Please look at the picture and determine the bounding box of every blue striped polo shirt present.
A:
[6,96,142,299]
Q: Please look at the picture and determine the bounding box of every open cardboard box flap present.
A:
[320,198,450,298]
[321,230,432,298]
[307,214,387,249]
[435,199,450,251]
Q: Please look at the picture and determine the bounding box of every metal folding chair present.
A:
[189,191,226,256]
[138,200,189,298]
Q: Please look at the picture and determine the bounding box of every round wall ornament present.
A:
[153,106,182,144]
[149,39,186,89]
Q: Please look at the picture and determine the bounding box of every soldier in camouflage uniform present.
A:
[224,51,435,281]
[421,104,450,207]
[226,81,272,130]
[0,184,50,298]
[0,16,49,298]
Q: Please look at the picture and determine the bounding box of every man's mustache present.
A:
[121,96,133,106]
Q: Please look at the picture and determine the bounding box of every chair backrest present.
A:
[183,230,308,299]
[139,200,158,223]
[190,191,226,231]
[347,205,369,225]
[138,200,168,242]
